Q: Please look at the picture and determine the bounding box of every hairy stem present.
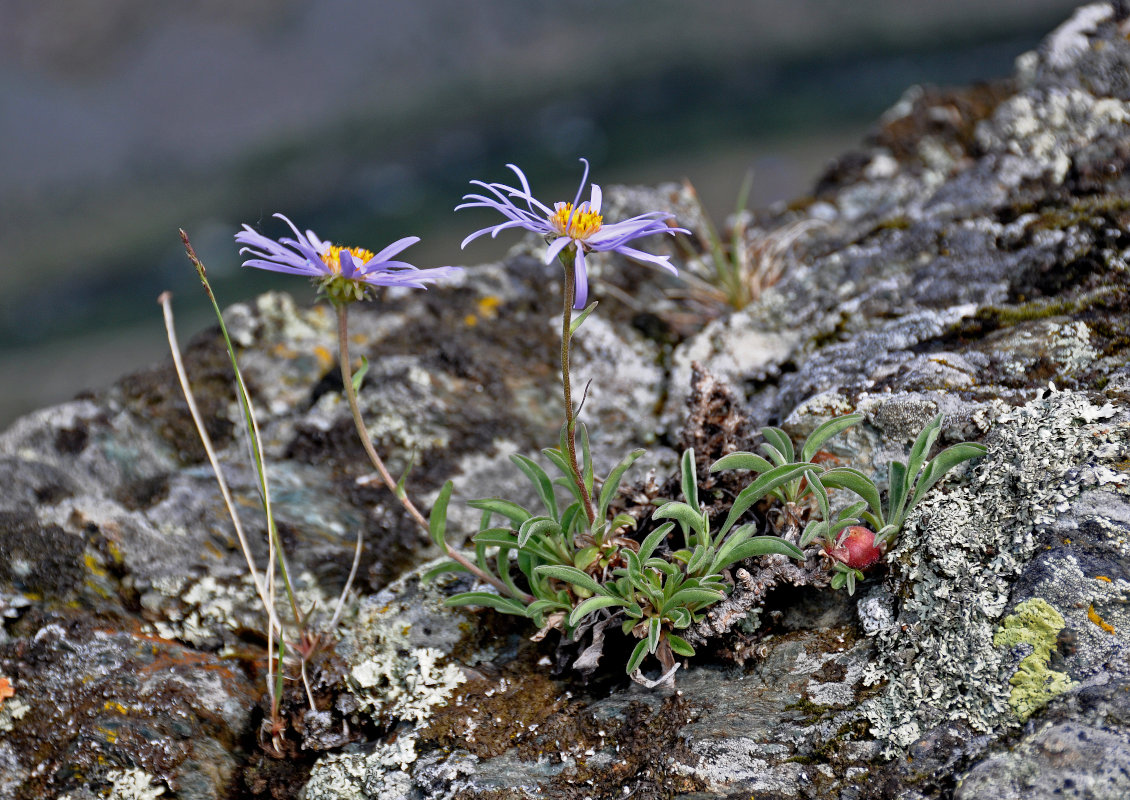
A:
[559,251,597,525]
[334,302,531,602]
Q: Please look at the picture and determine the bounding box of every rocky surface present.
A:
[3,4,1130,798]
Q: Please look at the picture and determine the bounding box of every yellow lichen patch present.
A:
[1095,575,1112,583]
[1088,603,1116,634]
[103,700,129,714]
[464,314,478,327]
[272,342,298,359]
[476,295,502,319]
[993,598,1077,721]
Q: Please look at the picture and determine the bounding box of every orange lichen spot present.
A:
[1088,604,1116,634]
[313,345,334,370]
[476,295,502,319]
[1096,575,1113,583]
[0,677,13,703]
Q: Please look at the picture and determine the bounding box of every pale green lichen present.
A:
[341,564,471,726]
[149,571,336,648]
[0,696,30,732]
[56,767,166,800]
[859,388,1126,754]
[993,598,1076,721]
[302,732,418,800]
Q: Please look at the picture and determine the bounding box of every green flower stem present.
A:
[558,248,597,526]
[334,302,530,603]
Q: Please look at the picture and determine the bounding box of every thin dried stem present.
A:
[158,291,282,638]
[334,302,531,602]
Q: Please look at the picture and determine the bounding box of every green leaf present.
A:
[394,447,417,500]
[685,543,712,576]
[598,449,646,522]
[909,442,987,509]
[667,633,696,657]
[652,501,707,539]
[647,616,661,653]
[580,424,594,497]
[471,528,520,549]
[496,548,522,600]
[680,448,699,510]
[517,516,560,548]
[445,591,529,616]
[710,451,776,474]
[626,638,650,674]
[820,467,883,523]
[351,355,370,394]
[422,560,468,581]
[806,468,831,524]
[429,481,454,550]
[467,498,532,526]
[800,413,863,463]
[569,300,599,338]
[712,536,804,573]
[573,545,601,571]
[607,513,638,533]
[663,587,725,612]
[526,598,568,619]
[838,500,869,521]
[535,565,605,595]
[761,427,795,462]
[905,414,943,493]
[718,462,814,537]
[799,519,827,548]
[560,503,583,546]
[510,453,558,519]
[887,461,909,528]
[568,594,629,627]
[637,522,674,561]
[830,571,847,590]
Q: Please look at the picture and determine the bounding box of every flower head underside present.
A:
[458,159,687,308]
[236,214,461,304]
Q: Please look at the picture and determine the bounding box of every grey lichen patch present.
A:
[0,695,30,732]
[55,767,167,800]
[976,87,1130,186]
[993,598,1076,721]
[302,733,418,800]
[146,570,336,650]
[339,563,471,727]
[859,388,1127,753]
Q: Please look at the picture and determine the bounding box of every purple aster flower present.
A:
[457,159,687,308]
[236,213,461,304]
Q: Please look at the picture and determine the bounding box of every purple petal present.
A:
[573,247,589,310]
[566,158,591,234]
[339,249,357,278]
[611,245,679,276]
[544,236,572,264]
[369,236,420,265]
[241,259,322,276]
[589,183,602,214]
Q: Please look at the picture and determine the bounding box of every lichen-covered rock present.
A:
[4,4,1130,799]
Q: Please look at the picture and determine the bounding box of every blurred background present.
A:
[0,0,1082,427]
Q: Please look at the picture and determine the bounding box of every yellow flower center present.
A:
[550,203,603,240]
[320,244,375,275]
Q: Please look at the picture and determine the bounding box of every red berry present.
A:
[826,526,885,570]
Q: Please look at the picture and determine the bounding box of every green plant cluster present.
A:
[430,413,986,674]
